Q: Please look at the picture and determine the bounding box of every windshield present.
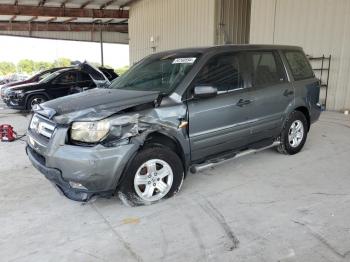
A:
[37,71,54,81]
[39,71,64,83]
[109,53,200,94]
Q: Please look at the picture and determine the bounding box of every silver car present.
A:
[26,45,321,206]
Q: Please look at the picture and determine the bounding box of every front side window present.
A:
[193,53,244,92]
[247,51,286,86]
[284,50,314,81]
[109,53,200,95]
[56,72,77,84]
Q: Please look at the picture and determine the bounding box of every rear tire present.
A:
[26,95,47,110]
[277,111,308,155]
[118,147,184,206]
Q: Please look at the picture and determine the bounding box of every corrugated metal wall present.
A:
[215,0,251,45]
[250,0,350,111]
[0,31,129,44]
[129,0,216,64]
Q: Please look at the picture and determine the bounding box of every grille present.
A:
[30,114,56,139]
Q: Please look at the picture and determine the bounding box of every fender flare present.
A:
[24,91,50,107]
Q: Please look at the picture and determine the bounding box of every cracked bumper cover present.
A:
[26,130,139,201]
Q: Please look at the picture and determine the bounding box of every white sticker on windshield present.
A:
[172,57,197,64]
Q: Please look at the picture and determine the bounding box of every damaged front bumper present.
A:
[26,128,139,201]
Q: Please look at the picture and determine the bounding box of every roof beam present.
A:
[28,16,38,22]
[63,17,76,23]
[46,17,57,23]
[0,4,129,19]
[38,0,46,6]
[104,18,114,24]
[100,0,115,9]
[60,0,69,8]
[10,15,16,21]
[120,0,139,8]
[80,1,92,8]
[0,21,128,32]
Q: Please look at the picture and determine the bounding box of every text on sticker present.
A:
[172,57,197,64]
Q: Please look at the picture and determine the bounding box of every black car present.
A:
[2,63,111,110]
[1,67,66,100]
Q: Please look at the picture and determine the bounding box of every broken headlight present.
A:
[71,120,110,143]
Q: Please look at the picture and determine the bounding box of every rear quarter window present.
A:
[284,50,314,81]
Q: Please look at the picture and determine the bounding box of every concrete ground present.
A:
[1,104,350,262]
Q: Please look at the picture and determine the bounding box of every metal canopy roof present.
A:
[0,0,136,43]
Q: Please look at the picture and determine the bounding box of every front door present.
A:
[187,52,254,162]
[50,71,78,98]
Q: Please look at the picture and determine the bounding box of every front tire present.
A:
[277,111,308,155]
[26,95,47,110]
[118,147,184,206]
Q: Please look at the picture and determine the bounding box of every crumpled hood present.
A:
[36,88,160,124]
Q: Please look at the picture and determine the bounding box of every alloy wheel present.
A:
[288,120,304,147]
[30,97,46,109]
[134,159,173,202]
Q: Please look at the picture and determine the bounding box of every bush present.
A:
[115,65,129,76]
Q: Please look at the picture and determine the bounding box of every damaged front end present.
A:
[27,90,189,202]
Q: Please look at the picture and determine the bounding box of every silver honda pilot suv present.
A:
[26,45,321,206]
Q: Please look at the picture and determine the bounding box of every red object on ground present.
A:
[0,124,16,142]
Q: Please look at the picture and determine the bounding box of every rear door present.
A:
[187,52,255,161]
[76,71,96,90]
[245,50,293,141]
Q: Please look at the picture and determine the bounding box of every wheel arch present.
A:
[115,131,188,190]
[143,131,188,176]
[25,92,50,109]
[294,106,310,131]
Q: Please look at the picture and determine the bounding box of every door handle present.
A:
[236,98,252,107]
[283,89,294,97]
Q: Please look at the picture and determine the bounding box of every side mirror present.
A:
[194,85,217,98]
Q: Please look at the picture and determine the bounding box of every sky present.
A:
[0,35,129,68]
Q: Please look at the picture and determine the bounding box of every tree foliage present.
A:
[34,61,54,72]
[115,65,129,76]
[0,62,16,75]
[0,58,130,77]
[0,58,72,76]
[53,57,71,68]
[17,59,35,74]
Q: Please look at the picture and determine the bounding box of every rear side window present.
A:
[284,51,314,80]
[247,51,287,87]
[194,52,244,92]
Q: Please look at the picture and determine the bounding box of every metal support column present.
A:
[100,25,104,66]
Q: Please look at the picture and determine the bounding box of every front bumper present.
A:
[2,95,26,110]
[26,146,93,201]
[26,128,139,201]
